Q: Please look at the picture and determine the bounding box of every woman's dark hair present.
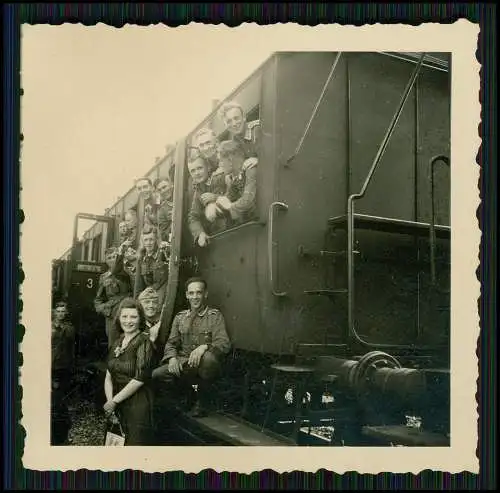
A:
[113,297,147,334]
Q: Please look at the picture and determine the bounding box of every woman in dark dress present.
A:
[103,297,155,445]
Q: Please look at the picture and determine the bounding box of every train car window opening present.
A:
[246,104,260,123]
[91,233,102,262]
[83,240,90,262]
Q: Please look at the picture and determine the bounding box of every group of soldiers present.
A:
[51,101,260,444]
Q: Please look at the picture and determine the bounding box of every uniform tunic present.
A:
[107,331,155,445]
[134,249,169,309]
[157,199,173,243]
[231,119,260,159]
[225,159,258,225]
[94,268,132,348]
[162,306,231,365]
[187,171,228,241]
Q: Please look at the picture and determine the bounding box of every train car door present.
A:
[68,213,114,359]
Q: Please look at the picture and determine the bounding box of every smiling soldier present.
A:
[152,277,231,418]
[218,101,260,159]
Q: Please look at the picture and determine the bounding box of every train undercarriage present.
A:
[66,344,449,447]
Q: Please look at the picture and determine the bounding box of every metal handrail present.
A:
[346,52,428,350]
[268,201,289,297]
[285,52,343,167]
[429,155,450,284]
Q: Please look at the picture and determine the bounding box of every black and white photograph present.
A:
[20,22,480,473]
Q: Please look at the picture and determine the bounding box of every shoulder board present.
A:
[177,309,190,317]
[208,308,221,315]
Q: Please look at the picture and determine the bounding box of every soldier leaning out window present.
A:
[193,127,220,175]
[133,177,158,228]
[154,177,174,243]
[216,140,259,226]
[124,209,138,248]
[187,156,228,248]
[218,101,260,159]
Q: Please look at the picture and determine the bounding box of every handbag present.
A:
[104,413,126,446]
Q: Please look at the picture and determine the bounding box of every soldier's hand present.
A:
[118,239,131,254]
[200,192,218,207]
[159,241,170,251]
[205,203,219,223]
[197,232,209,248]
[168,357,182,377]
[188,345,208,368]
[216,196,232,211]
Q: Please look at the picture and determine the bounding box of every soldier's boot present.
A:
[188,384,213,418]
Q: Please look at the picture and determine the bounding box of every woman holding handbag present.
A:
[103,297,156,445]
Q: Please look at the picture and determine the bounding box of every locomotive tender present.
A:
[52,51,451,446]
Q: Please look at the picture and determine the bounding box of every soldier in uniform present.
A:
[51,300,76,445]
[94,246,132,348]
[134,225,170,313]
[215,140,259,226]
[133,177,158,229]
[118,220,130,245]
[218,101,260,159]
[154,177,174,243]
[152,277,231,418]
[186,155,227,248]
[137,287,164,359]
[193,127,220,175]
[124,209,138,248]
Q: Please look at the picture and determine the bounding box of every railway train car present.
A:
[52,51,451,446]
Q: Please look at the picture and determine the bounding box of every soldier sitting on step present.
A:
[152,277,231,418]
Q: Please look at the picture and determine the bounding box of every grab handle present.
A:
[268,201,289,297]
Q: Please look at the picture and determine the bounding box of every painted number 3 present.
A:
[86,278,93,289]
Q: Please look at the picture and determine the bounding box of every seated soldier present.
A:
[134,225,170,310]
[186,155,227,248]
[193,127,220,175]
[94,246,132,348]
[215,140,259,225]
[218,101,260,159]
[152,277,231,417]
